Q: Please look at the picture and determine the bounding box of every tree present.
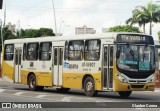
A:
[126,9,149,33]
[17,28,55,38]
[126,2,160,35]
[158,31,160,42]
[38,28,55,36]
[0,27,16,51]
[108,25,140,33]
[0,27,55,51]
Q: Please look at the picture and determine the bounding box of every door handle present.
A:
[21,65,23,68]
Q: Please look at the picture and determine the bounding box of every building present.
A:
[75,25,96,35]
[6,22,16,35]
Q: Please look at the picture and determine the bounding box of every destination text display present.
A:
[117,34,154,44]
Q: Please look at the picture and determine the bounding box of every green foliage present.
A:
[126,2,160,35]
[17,28,55,38]
[108,25,140,33]
[0,27,16,51]
[158,31,160,42]
[0,27,55,51]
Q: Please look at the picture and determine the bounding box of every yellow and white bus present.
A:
[1,32,156,97]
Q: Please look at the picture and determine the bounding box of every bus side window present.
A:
[26,43,39,61]
[110,46,114,66]
[39,42,52,61]
[68,45,74,60]
[23,43,26,61]
[68,40,84,60]
[4,44,14,61]
[64,41,68,60]
[84,39,101,61]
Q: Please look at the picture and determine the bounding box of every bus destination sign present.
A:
[117,34,154,44]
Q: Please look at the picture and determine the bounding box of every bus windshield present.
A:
[117,44,155,72]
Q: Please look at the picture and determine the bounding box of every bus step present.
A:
[101,88,113,92]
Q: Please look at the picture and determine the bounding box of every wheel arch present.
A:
[27,72,36,85]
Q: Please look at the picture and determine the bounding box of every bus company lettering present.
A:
[82,62,95,67]
[64,62,78,70]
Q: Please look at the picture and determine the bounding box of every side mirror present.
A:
[116,50,120,58]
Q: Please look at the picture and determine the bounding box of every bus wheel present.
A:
[28,74,37,91]
[118,91,132,98]
[84,77,97,97]
[56,88,70,93]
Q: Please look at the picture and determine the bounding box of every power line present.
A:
[19,0,44,13]
[6,9,132,13]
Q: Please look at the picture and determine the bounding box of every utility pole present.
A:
[0,20,3,50]
[3,3,6,27]
[0,0,3,9]
[52,0,57,35]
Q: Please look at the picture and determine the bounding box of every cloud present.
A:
[2,0,160,39]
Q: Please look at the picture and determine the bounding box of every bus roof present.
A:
[4,32,152,44]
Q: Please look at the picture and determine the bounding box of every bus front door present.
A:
[103,45,114,90]
[52,47,63,86]
[14,48,22,83]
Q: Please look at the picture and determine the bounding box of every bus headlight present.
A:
[148,74,155,83]
[116,74,128,83]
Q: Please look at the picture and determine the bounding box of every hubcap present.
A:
[30,79,35,88]
[86,81,93,92]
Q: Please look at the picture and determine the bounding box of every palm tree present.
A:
[126,9,147,33]
[126,8,149,33]
[126,2,160,35]
[138,2,160,35]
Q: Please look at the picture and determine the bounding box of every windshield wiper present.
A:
[127,43,134,58]
[142,44,148,61]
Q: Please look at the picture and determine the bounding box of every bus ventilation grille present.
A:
[131,85,144,88]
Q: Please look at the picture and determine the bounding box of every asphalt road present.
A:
[0,79,160,111]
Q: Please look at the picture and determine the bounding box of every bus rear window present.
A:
[4,44,14,61]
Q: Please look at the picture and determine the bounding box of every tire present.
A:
[84,77,97,97]
[56,88,70,93]
[28,74,38,91]
[118,91,132,98]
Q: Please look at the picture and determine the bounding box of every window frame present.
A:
[39,42,52,61]
[68,40,84,61]
[4,44,14,61]
[64,41,68,60]
[23,43,26,61]
[26,42,39,61]
[84,39,101,61]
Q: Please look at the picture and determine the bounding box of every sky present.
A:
[0,0,160,40]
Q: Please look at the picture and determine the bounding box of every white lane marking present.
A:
[70,97,93,100]
[36,95,48,98]
[96,101,100,102]
[135,108,144,110]
[61,97,71,102]
[14,92,25,96]
[0,89,5,93]
[155,90,160,92]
